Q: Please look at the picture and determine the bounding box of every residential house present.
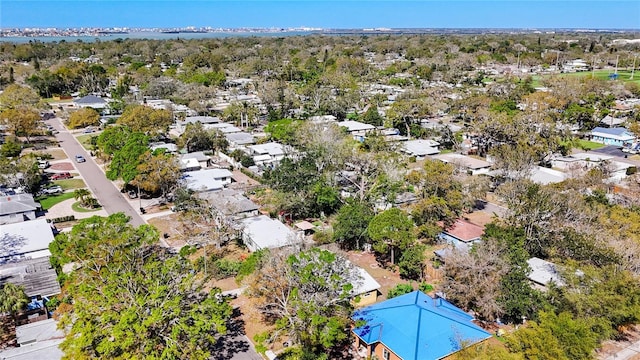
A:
[0,193,40,225]
[73,95,107,109]
[219,125,243,134]
[149,142,178,154]
[181,168,233,193]
[438,219,484,249]
[309,115,337,124]
[526,257,564,290]
[338,121,376,142]
[184,116,221,124]
[350,264,381,307]
[551,152,633,181]
[590,127,635,146]
[0,257,61,298]
[563,59,589,72]
[239,215,299,252]
[528,166,568,185]
[0,319,64,360]
[432,153,491,175]
[246,142,287,166]
[196,189,259,220]
[180,152,211,170]
[402,139,440,159]
[0,218,55,264]
[226,132,255,147]
[352,291,491,360]
[600,115,626,128]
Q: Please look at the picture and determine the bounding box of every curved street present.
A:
[45,117,146,227]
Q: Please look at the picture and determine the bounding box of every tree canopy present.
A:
[247,248,361,353]
[117,104,173,134]
[50,213,233,360]
[67,107,100,129]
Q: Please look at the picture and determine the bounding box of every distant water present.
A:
[0,31,315,43]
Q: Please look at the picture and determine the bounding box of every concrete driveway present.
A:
[591,145,628,157]
[45,118,146,227]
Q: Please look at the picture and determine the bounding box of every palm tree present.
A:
[83,197,99,209]
[73,188,90,207]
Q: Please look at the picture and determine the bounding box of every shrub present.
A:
[236,250,268,282]
[387,283,414,299]
[313,229,334,245]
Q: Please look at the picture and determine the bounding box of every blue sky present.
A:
[2,1,639,29]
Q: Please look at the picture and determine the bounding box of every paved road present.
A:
[46,118,146,227]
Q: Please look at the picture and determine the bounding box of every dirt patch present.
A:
[231,170,261,187]
[212,277,240,292]
[346,251,409,298]
[464,211,495,227]
[50,162,74,171]
[147,213,187,247]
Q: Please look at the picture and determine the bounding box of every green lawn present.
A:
[37,192,75,210]
[536,70,640,87]
[560,139,606,151]
[53,179,86,190]
[576,139,606,151]
[75,134,96,151]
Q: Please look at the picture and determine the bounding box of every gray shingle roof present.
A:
[0,257,61,297]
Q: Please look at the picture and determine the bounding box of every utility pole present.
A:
[615,55,620,75]
[631,55,637,80]
[592,56,596,78]
[556,50,560,72]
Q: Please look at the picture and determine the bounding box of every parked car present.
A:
[37,160,50,169]
[41,186,63,195]
[75,155,86,163]
[51,172,72,180]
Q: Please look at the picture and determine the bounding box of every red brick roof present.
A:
[444,219,485,242]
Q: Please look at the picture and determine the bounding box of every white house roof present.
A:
[0,319,64,360]
[181,151,210,162]
[351,265,381,296]
[0,194,39,216]
[219,126,242,134]
[183,116,220,125]
[240,215,297,250]
[226,132,255,145]
[529,166,567,185]
[403,139,440,156]
[600,115,626,127]
[0,218,55,262]
[182,170,227,192]
[247,142,285,156]
[149,142,178,153]
[208,122,234,129]
[253,154,272,162]
[180,158,201,170]
[527,257,564,287]
[432,153,491,170]
[309,115,337,123]
[337,121,375,133]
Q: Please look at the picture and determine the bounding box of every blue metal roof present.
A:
[352,291,491,360]
[591,127,632,137]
